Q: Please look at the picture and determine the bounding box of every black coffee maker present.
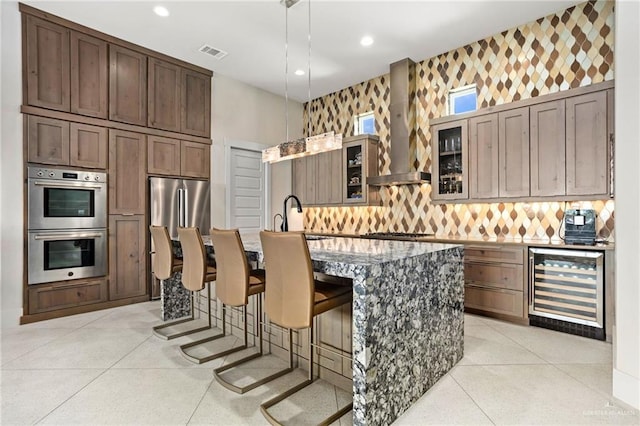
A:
[564,209,596,245]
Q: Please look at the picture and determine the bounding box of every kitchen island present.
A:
[162,235,464,425]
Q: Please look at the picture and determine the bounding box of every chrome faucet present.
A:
[281,194,303,232]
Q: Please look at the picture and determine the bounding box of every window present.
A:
[448,84,477,115]
[354,111,375,135]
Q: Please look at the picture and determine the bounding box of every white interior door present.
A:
[228,146,265,232]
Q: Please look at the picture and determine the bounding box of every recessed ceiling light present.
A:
[360,36,374,47]
[154,6,169,17]
[294,69,305,76]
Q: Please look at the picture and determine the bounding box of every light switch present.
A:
[574,215,585,226]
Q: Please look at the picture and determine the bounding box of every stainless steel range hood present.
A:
[368,58,431,186]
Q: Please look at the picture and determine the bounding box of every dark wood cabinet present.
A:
[148,58,181,132]
[27,115,70,165]
[108,129,146,214]
[109,45,147,126]
[70,31,108,118]
[147,135,181,176]
[27,278,108,314]
[181,141,210,178]
[108,215,147,300]
[70,123,107,169]
[181,69,211,137]
[25,15,70,112]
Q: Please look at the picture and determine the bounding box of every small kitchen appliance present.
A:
[563,209,596,245]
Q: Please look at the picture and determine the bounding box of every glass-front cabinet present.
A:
[431,119,468,201]
[342,135,379,205]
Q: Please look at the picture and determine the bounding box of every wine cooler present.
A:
[529,248,605,340]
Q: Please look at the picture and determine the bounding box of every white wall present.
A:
[0,2,302,326]
[210,73,303,230]
[613,0,640,410]
[1,1,24,327]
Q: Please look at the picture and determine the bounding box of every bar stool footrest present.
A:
[152,316,209,340]
[214,354,293,394]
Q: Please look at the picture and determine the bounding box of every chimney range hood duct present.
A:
[367,58,431,186]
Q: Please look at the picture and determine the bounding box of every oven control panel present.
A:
[28,167,106,182]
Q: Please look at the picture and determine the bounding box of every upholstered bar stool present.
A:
[150,225,194,340]
[153,227,217,339]
[259,231,353,426]
[181,228,265,368]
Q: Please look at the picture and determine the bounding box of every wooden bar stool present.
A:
[259,231,353,426]
[152,227,216,340]
[181,228,264,369]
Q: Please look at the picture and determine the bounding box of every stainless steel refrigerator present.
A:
[149,177,210,298]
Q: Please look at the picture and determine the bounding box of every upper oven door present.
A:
[28,178,107,230]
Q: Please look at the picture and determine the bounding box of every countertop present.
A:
[305,232,615,251]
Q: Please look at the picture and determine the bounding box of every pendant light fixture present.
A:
[262,0,343,163]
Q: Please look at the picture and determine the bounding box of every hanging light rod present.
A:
[263,0,343,164]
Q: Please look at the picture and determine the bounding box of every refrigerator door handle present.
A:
[183,187,189,227]
[177,188,185,228]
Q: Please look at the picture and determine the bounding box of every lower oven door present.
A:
[28,229,107,285]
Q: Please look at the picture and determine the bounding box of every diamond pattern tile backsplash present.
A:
[302,0,615,241]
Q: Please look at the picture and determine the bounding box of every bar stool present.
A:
[259,231,353,426]
[152,227,216,340]
[149,225,194,340]
[181,228,264,369]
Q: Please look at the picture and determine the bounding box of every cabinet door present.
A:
[25,16,70,111]
[109,45,147,125]
[316,151,341,205]
[343,141,365,204]
[181,69,211,137]
[28,278,108,314]
[148,135,181,176]
[180,141,210,178]
[108,130,146,214]
[530,100,566,196]
[566,91,608,196]
[316,307,344,374]
[27,115,70,165]
[431,120,468,201]
[109,214,147,300]
[70,123,107,169]
[292,157,307,205]
[148,58,181,132]
[469,114,499,199]
[70,31,108,118]
[304,155,317,205]
[499,107,530,197]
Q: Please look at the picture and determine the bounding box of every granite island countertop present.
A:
[165,232,465,425]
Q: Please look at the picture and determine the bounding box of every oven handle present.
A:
[32,181,104,190]
[33,233,103,241]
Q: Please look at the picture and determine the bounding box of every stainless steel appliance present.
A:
[563,209,596,245]
[149,177,211,298]
[529,247,605,340]
[27,228,107,285]
[28,167,107,230]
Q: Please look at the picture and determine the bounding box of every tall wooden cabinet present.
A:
[108,130,146,214]
[25,16,70,111]
[70,32,108,118]
[148,58,181,132]
[109,45,147,126]
[108,215,147,300]
[181,69,212,138]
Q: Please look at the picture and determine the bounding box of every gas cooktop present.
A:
[361,232,435,241]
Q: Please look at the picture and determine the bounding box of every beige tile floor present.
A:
[1,301,638,425]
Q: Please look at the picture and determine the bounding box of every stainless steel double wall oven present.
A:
[27,167,107,284]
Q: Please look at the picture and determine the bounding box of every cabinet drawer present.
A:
[464,246,524,264]
[28,278,108,314]
[464,262,523,291]
[464,285,524,318]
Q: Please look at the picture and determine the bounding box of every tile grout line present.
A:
[448,372,497,426]
[478,321,551,365]
[185,374,217,425]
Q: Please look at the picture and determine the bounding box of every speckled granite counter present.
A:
[164,234,464,425]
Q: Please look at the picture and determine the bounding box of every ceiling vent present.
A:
[198,44,228,60]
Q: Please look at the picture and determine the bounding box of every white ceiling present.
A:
[24,0,581,102]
